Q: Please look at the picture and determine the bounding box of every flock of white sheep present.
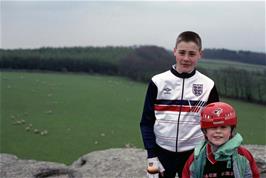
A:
[11,115,49,136]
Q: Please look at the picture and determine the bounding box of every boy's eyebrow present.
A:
[189,51,196,54]
[177,50,186,53]
[177,49,198,52]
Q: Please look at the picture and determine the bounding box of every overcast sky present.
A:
[1,0,265,52]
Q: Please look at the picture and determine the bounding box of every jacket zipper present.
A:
[176,78,185,152]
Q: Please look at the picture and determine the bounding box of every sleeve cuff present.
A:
[147,148,157,158]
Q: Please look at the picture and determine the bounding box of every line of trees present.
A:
[203,48,266,65]
[200,68,266,104]
[0,47,133,75]
[0,46,265,104]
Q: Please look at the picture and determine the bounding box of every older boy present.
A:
[182,102,260,178]
[140,31,219,178]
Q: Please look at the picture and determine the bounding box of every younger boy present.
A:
[182,102,260,178]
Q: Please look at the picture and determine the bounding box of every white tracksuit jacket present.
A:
[140,66,219,158]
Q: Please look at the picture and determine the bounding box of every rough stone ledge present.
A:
[0,145,265,178]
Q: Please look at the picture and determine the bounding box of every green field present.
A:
[1,71,265,165]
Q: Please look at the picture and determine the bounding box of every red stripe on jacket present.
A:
[154,105,201,112]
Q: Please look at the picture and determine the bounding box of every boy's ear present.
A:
[199,50,203,58]
[173,48,177,56]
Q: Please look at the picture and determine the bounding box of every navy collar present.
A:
[170,65,196,78]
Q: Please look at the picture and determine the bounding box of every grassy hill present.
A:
[1,71,265,165]
[1,46,265,104]
[199,58,266,72]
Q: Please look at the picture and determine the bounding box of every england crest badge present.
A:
[192,84,203,96]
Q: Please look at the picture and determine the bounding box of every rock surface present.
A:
[1,145,265,178]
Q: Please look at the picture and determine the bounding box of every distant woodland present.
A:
[0,46,265,104]
[203,48,265,65]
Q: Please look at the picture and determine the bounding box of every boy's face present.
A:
[206,126,232,146]
[173,41,202,73]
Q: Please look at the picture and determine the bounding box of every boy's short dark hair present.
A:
[175,31,202,50]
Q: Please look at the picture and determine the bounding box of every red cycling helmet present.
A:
[201,102,237,129]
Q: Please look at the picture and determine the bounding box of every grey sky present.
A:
[1,0,265,52]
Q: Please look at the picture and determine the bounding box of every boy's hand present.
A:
[147,157,165,178]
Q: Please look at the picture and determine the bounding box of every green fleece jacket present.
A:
[190,133,252,178]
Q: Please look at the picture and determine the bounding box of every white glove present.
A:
[146,157,165,178]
